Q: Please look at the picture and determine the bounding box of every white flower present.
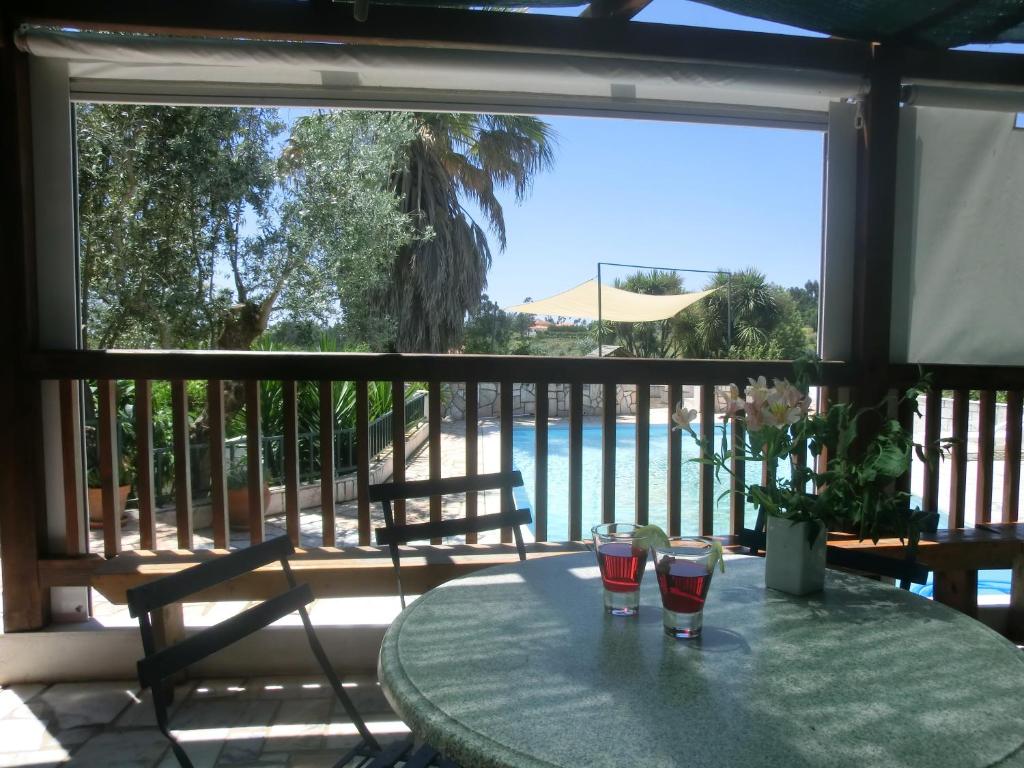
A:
[671,403,698,433]
[724,383,745,418]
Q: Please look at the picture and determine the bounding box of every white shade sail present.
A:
[505,279,717,322]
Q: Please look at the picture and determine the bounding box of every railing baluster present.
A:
[895,389,914,497]
[134,379,156,550]
[391,380,406,527]
[207,379,228,549]
[949,388,969,529]
[668,383,682,537]
[976,389,996,525]
[534,381,548,543]
[500,380,514,544]
[466,382,479,543]
[1003,390,1022,523]
[59,379,83,555]
[245,379,264,545]
[569,382,583,541]
[601,382,616,524]
[699,384,715,536]
[429,381,442,544]
[318,380,335,547]
[636,384,650,526]
[815,386,830,475]
[356,380,370,546]
[282,380,300,545]
[730,383,746,536]
[922,387,942,516]
[171,379,193,549]
[98,379,121,556]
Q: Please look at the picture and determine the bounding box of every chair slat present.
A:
[636,384,650,526]
[569,382,583,540]
[601,382,616,524]
[375,508,532,547]
[534,381,548,542]
[319,380,335,547]
[1003,390,1023,523]
[668,383,682,537]
[137,584,313,688]
[369,471,524,502]
[208,379,228,549]
[500,380,514,544]
[126,536,295,616]
[282,380,300,546]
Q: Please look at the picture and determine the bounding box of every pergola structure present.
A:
[2,1,1024,673]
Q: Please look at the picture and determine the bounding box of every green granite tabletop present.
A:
[378,554,1024,768]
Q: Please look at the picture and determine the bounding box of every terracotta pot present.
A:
[88,485,131,529]
[227,484,273,529]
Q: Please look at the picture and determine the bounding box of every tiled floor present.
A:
[0,676,410,767]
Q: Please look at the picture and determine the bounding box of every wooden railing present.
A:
[19,352,1024,634]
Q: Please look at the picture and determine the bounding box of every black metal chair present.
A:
[737,505,940,590]
[371,470,533,609]
[126,535,455,768]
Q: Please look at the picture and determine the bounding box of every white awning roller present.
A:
[17,28,865,128]
[505,279,718,322]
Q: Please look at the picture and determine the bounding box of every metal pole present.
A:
[597,263,603,358]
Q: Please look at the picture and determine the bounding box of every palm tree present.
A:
[675,268,780,358]
[388,113,555,352]
[611,270,684,358]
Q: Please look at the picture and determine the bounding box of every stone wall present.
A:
[442,382,688,419]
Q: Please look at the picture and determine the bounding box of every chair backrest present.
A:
[371,470,533,607]
[126,536,380,768]
[738,506,938,590]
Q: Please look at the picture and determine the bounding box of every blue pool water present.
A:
[511,422,1011,601]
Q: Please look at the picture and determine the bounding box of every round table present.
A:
[378,553,1024,768]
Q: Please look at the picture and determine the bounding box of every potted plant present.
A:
[84,426,134,529]
[226,456,272,529]
[672,359,944,595]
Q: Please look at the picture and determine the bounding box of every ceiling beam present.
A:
[9,0,870,74]
[580,0,654,20]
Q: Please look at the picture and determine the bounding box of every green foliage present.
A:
[609,270,683,358]
[462,294,516,354]
[787,280,819,331]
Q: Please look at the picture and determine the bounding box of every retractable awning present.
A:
[505,279,717,322]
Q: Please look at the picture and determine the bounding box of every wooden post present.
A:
[699,384,715,536]
[933,570,978,619]
[171,380,193,549]
[0,34,49,631]
[465,382,479,540]
[207,379,228,548]
[282,379,300,545]
[499,380,513,543]
[429,381,442,543]
[98,379,121,556]
[534,381,548,543]
[569,382,584,541]
[391,380,406,527]
[667,383,682,537]
[244,379,264,544]
[635,384,650,526]
[135,379,157,550]
[601,382,616,524]
[318,380,334,547]
[58,379,84,555]
[356,380,370,546]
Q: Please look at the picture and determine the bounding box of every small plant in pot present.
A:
[673,358,946,596]
[226,456,272,530]
[84,428,135,529]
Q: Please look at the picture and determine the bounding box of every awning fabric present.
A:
[505,280,717,322]
[17,29,864,129]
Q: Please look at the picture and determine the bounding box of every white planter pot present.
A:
[765,516,826,596]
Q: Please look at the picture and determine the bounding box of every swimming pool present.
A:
[511,421,1011,601]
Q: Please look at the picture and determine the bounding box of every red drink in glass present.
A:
[591,523,647,616]
[656,558,711,613]
[652,538,717,638]
[597,542,648,593]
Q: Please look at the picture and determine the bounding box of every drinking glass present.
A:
[592,522,647,616]
[651,538,716,638]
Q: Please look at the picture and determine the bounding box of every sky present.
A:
[468,1,828,307]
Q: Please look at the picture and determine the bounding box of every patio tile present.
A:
[171,699,278,732]
[0,748,70,767]
[216,731,267,765]
[66,729,169,767]
[262,698,330,753]
[289,751,341,768]
[156,736,224,768]
[115,684,195,727]
[0,718,60,753]
[0,685,44,719]
[30,682,136,730]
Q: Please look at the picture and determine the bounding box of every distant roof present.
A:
[587,345,627,358]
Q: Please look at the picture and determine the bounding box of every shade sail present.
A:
[505,279,717,322]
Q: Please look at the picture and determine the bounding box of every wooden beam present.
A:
[28,350,855,388]
[0,31,49,631]
[11,1,870,76]
[580,0,653,20]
